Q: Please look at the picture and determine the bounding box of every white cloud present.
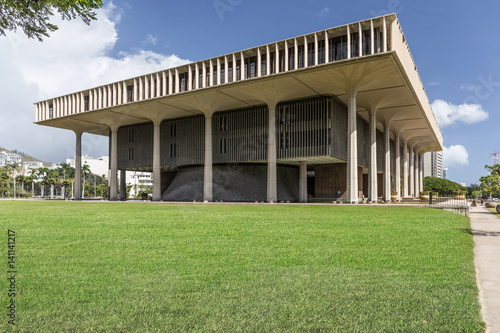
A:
[0,2,190,163]
[460,84,477,91]
[431,99,489,128]
[316,7,330,17]
[443,145,469,168]
[143,34,158,46]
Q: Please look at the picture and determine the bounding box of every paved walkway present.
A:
[470,206,500,333]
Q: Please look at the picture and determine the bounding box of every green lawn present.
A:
[0,201,484,332]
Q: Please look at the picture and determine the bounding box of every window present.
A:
[308,42,315,66]
[219,138,227,154]
[206,67,210,87]
[298,45,305,68]
[288,48,295,70]
[170,123,176,137]
[261,56,266,76]
[49,104,53,118]
[270,52,275,73]
[180,73,186,92]
[128,129,134,142]
[170,143,176,158]
[228,62,233,83]
[221,65,225,84]
[279,50,285,72]
[127,85,133,102]
[236,61,241,81]
[362,29,371,55]
[84,96,89,111]
[318,40,325,64]
[192,71,196,89]
[159,78,163,96]
[199,72,203,88]
[351,32,359,58]
[128,147,134,161]
[213,69,217,85]
[220,115,227,131]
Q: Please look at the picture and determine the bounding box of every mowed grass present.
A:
[0,201,483,332]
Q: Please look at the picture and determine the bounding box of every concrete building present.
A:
[422,151,443,178]
[0,151,22,167]
[34,14,442,202]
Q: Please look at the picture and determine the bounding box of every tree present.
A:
[82,163,91,198]
[0,166,11,198]
[422,177,465,196]
[0,0,103,42]
[37,166,49,197]
[479,164,500,201]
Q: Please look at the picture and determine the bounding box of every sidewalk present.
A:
[470,206,500,333]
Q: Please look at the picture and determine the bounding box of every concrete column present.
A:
[284,40,289,71]
[314,33,318,65]
[299,161,307,203]
[240,52,244,79]
[304,36,308,67]
[403,139,408,197]
[266,45,270,75]
[383,122,391,202]
[275,43,279,73]
[133,79,138,101]
[346,91,358,203]
[395,134,401,199]
[204,116,213,202]
[113,83,117,105]
[152,122,161,201]
[370,20,375,55]
[110,128,118,200]
[409,145,414,197]
[232,55,237,81]
[187,65,192,91]
[368,110,377,202]
[414,152,419,196]
[162,71,167,95]
[168,70,173,94]
[419,154,424,192]
[224,56,229,83]
[294,38,298,69]
[195,64,200,89]
[175,68,180,92]
[257,48,262,77]
[119,170,126,200]
[216,58,221,85]
[139,77,143,101]
[347,25,351,59]
[74,131,82,200]
[383,17,387,53]
[358,22,362,57]
[144,77,149,99]
[123,81,127,102]
[267,105,277,202]
[202,63,206,88]
[325,30,329,63]
[117,82,122,104]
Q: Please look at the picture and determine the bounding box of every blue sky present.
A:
[0,0,498,186]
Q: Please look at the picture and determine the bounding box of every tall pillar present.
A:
[395,134,401,199]
[267,104,277,202]
[403,139,408,197]
[74,131,82,200]
[368,110,377,202]
[204,115,213,202]
[383,122,391,202]
[346,91,358,203]
[419,154,424,192]
[153,122,161,201]
[110,128,118,200]
[119,170,126,200]
[414,152,419,196]
[409,145,414,197]
[299,161,307,203]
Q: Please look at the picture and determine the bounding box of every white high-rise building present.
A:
[422,151,443,178]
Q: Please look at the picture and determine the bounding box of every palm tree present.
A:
[37,167,49,197]
[82,164,91,198]
[9,163,21,198]
[28,168,37,197]
[0,166,10,198]
[47,169,59,199]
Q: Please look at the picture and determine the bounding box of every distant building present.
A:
[66,155,152,197]
[422,151,443,178]
[0,151,22,167]
[22,161,44,169]
[443,168,448,180]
